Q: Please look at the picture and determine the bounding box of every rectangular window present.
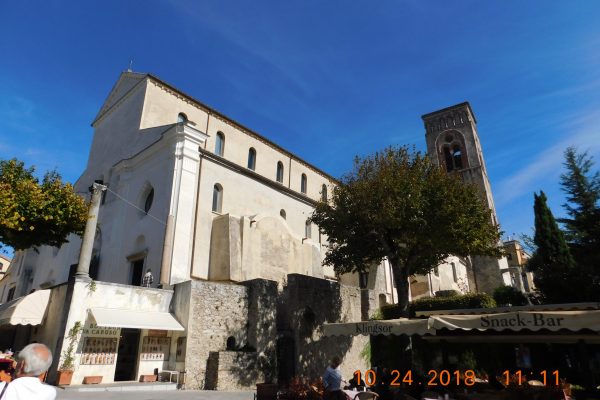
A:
[7,286,16,302]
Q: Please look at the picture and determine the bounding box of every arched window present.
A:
[301,174,307,194]
[442,143,465,172]
[321,184,328,202]
[212,184,223,213]
[247,148,256,170]
[280,209,286,219]
[144,188,154,213]
[276,161,284,183]
[177,113,188,123]
[215,132,225,156]
[434,266,439,277]
[305,219,312,239]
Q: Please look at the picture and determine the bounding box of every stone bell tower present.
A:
[422,102,510,293]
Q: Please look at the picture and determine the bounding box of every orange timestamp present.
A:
[353,370,478,387]
[501,370,560,386]
[353,369,561,387]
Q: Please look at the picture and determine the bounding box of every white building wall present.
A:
[191,155,324,280]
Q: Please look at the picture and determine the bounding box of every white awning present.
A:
[0,289,51,326]
[430,310,600,332]
[90,308,184,331]
[323,310,600,337]
[323,318,433,337]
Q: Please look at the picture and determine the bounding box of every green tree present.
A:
[558,147,600,294]
[311,146,502,315]
[528,191,582,302]
[0,158,88,251]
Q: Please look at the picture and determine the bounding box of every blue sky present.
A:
[1,0,600,257]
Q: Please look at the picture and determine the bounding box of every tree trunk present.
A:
[389,257,410,317]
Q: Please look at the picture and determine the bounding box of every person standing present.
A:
[0,343,56,400]
[142,268,153,288]
[323,356,346,400]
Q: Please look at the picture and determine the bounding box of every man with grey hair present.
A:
[0,343,56,400]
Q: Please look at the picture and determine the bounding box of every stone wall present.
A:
[184,280,250,389]
[180,275,378,389]
[242,279,278,383]
[205,351,261,390]
[278,274,370,382]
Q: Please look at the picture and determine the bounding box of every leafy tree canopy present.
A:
[0,158,88,251]
[311,146,502,313]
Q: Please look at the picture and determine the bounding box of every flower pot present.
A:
[139,374,158,382]
[56,370,73,386]
[256,382,278,400]
[83,375,103,384]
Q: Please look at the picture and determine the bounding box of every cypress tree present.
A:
[529,191,581,303]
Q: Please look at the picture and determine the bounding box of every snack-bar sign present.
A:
[480,313,565,328]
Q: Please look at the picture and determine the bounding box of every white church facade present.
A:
[0,72,509,388]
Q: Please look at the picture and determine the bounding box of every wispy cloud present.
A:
[495,110,600,206]
[0,95,38,133]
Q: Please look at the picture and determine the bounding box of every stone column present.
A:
[75,182,106,280]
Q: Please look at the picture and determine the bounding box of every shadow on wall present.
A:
[211,279,279,389]
[278,274,354,381]
[205,275,356,388]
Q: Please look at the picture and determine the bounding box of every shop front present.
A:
[323,303,600,394]
[76,308,185,383]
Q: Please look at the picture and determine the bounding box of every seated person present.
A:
[346,371,365,391]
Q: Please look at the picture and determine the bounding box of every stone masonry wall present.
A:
[242,279,278,382]
[206,351,261,390]
[182,275,374,389]
[185,280,249,389]
[279,274,370,381]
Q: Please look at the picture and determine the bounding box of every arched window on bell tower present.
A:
[439,132,466,172]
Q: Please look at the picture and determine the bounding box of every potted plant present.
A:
[56,321,82,386]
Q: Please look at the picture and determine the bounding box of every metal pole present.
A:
[75,182,106,280]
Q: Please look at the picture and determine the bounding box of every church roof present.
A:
[93,71,338,183]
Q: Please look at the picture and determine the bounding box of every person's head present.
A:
[16,343,53,378]
[330,356,341,368]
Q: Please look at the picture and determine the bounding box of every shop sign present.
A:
[82,322,120,337]
[148,329,168,337]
